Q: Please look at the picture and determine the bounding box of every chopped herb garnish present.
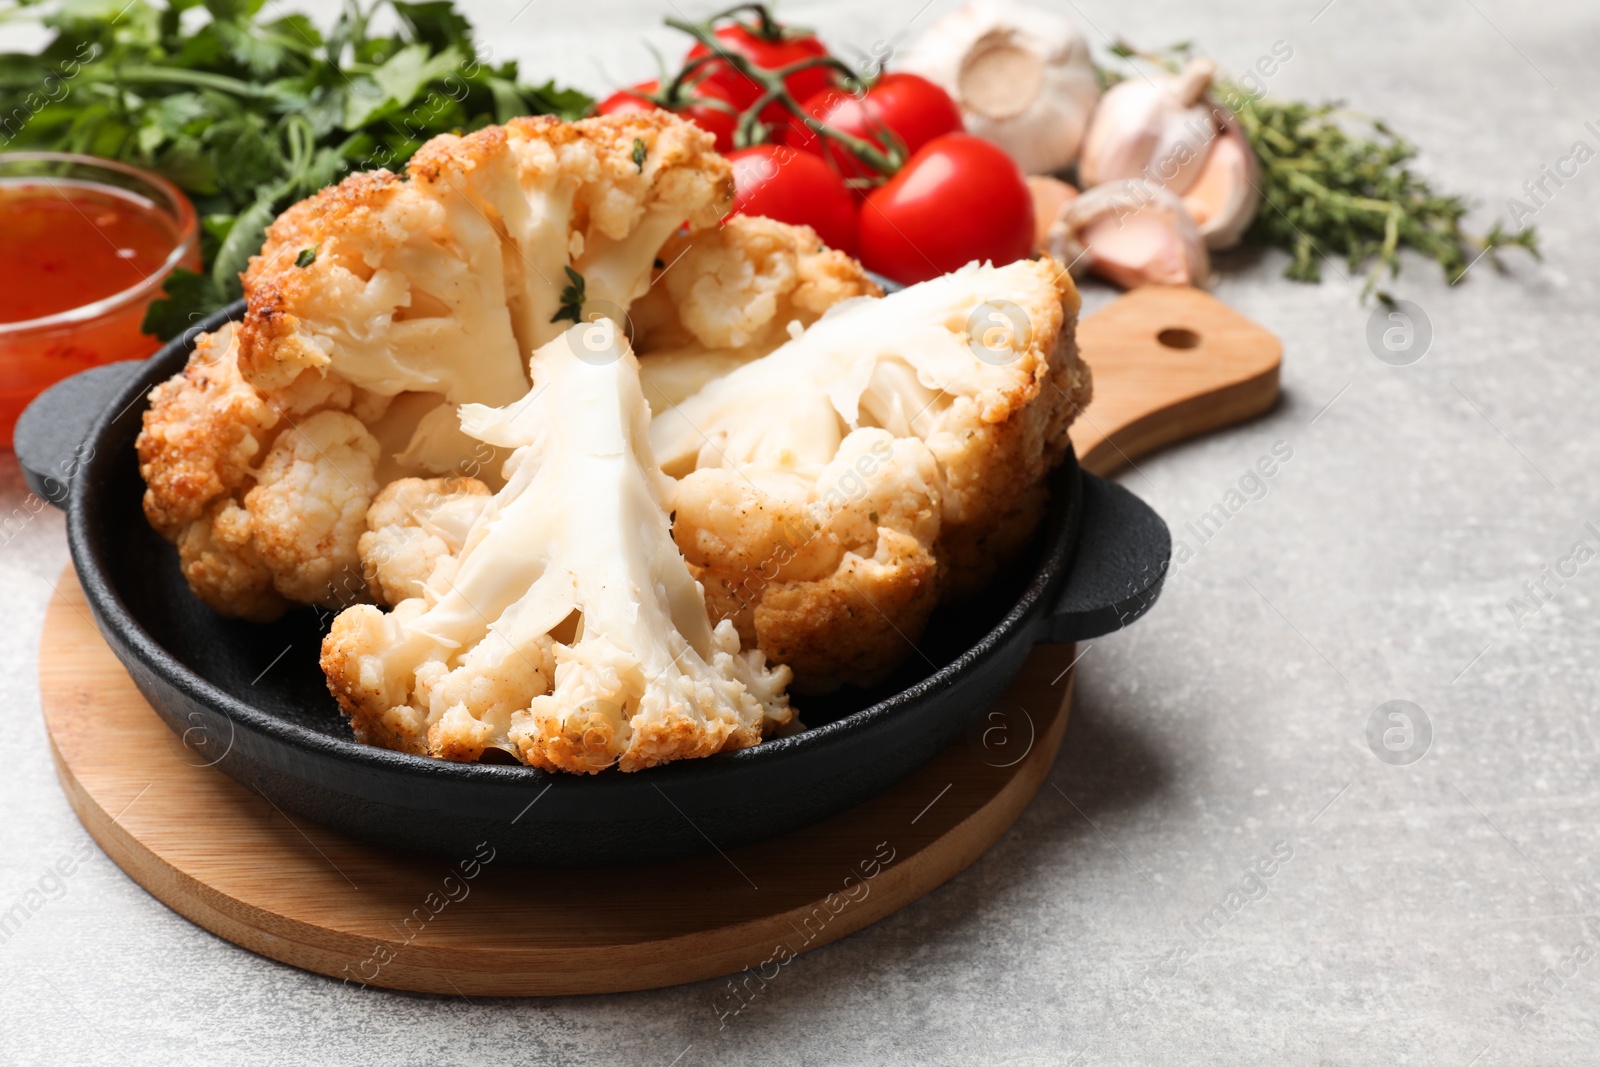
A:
[551,265,587,324]
[295,247,318,268]
[632,137,648,173]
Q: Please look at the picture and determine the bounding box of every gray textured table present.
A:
[2,1,1596,1063]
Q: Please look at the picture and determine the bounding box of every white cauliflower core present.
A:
[321,321,793,772]
[651,257,1089,690]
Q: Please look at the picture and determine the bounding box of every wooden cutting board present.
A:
[38,285,1279,996]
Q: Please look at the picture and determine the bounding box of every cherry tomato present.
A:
[784,73,964,181]
[595,81,659,118]
[726,145,857,255]
[686,23,836,127]
[595,79,740,153]
[858,134,1034,285]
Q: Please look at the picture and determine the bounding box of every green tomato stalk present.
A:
[662,7,905,177]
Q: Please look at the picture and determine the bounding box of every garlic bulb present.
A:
[1026,175,1079,252]
[1044,181,1210,289]
[1181,120,1261,249]
[1079,58,1221,192]
[1079,57,1262,250]
[900,0,1100,175]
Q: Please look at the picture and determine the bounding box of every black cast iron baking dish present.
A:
[17,301,1170,868]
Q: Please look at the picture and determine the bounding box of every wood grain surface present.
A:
[38,284,1280,996]
[1071,286,1282,476]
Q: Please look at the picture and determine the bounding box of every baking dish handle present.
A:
[14,361,146,510]
[1042,472,1171,644]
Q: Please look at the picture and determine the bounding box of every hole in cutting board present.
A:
[1157,327,1201,350]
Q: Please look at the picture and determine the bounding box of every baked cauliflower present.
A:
[651,257,1091,691]
[631,213,884,408]
[321,320,792,772]
[137,113,876,621]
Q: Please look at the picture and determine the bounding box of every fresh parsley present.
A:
[0,0,592,338]
[631,137,647,173]
[295,247,317,268]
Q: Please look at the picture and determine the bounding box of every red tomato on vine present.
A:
[858,134,1034,285]
[595,79,740,153]
[784,73,964,181]
[685,21,837,127]
[726,145,858,255]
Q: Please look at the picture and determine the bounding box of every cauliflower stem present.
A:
[322,321,793,772]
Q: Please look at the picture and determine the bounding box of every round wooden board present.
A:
[41,570,1076,996]
[39,286,1281,996]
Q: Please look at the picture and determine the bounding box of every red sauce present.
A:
[0,177,198,447]
[0,181,179,323]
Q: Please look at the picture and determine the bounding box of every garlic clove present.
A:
[1181,119,1261,249]
[1077,87,1165,189]
[1079,58,1222,195]
[1026,175,1079,252]
[900,0,1101,176]
[1045,181,1210,289]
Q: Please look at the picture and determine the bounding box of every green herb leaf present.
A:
[342,75,394,128]
[295,246,317,267]
[209,192,277,297]
[142,268,228,340]
[391,1,474,50]
[371,42,461,111]
[551,265,586,324]
[631,137,647,173]
[1224,87,1537,291]
[212,17,290,77]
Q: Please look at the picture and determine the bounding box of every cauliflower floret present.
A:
[322,321,792,772]
[138,325,387,616]
[174,499,286,623]
[238,170,529,403]
[680,429,944,687]
[359,477,492,605]
[137,327,495,619]
[241,112,733,401]
[240,410,381,606]
[138,324,280,540]
[140,113,755,621]
[632,215,882,410]
[652,257,1089,690]
[405,111,731,346]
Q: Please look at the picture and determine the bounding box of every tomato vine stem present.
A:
[662,13,902,177]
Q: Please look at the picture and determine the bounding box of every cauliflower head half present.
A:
[321,320,793,773]
[651,257,1092,691]
[137,112,879,621]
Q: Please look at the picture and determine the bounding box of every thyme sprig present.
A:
[1105,42,1538,293]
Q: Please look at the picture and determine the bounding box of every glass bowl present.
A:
[0,152,200,447]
